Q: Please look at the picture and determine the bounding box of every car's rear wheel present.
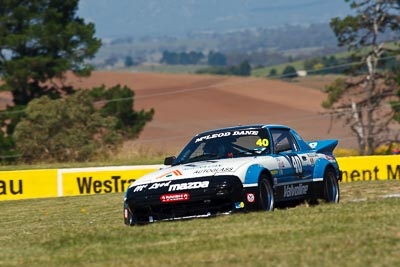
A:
[323,168,340,203]
[258,175,275,211]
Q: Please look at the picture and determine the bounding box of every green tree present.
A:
[242,60,252,76]
[89,84,155,139]
[160,51,178,65]
[268,68,278,77]
[124,56,134,67]
[187,51,205,65]
[0,0,101,160]
[0,0,101,105]
[282,65,298,79]
[304,57,321,71]
[14,91,122,163]
[327,0,400,155]
[207,51,227,66]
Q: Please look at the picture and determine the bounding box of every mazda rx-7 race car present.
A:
[124,124,341,225]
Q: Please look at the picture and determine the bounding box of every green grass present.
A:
[1,180,399,267]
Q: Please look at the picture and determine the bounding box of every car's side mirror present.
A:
[164,156,176,165]
[275,142,292,153]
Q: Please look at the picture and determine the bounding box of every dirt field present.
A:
[61,71,356,155]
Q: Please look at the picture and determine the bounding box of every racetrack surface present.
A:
[62,71,355,154]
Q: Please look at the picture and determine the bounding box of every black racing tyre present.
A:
[127,211,138,226]
[258,175,275,211]
[323,168,340,203]
[124,204,138,226]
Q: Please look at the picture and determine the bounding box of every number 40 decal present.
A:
[290,155,303,174]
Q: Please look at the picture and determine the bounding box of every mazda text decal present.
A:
[133,180,209,192]
[169,181,209,191]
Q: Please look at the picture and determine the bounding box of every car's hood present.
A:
[131,157,260,186]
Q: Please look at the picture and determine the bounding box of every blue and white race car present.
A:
[124,124,341,225]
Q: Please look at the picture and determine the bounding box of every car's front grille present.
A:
[126,175,244,223]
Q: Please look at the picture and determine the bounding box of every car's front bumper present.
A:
[124,175,250,224]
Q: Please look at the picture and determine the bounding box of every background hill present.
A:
[78,0,351,39]
[78,0,352,68]
[64,71,354,155]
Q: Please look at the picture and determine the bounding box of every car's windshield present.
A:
[174,128,270,165]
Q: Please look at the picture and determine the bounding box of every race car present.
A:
[124,124,341,225]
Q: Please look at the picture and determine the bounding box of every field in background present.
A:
[1,180,399,267]
[60,71,359,157]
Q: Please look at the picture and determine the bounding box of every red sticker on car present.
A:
[246,193,255,203]
[160,193,190,203]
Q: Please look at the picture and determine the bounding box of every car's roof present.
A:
[196,124,290,136]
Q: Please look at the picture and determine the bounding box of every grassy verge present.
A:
[1,180,399,267]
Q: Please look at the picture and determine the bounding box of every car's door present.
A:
[270,128,314,200]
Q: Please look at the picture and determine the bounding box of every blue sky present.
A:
[77,0,352,39]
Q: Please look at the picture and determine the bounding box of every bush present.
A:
[322,78,346,108]
[13,91,123,163]
[282,65,298,79]
[89,84,154,139]
[268,68,278,77]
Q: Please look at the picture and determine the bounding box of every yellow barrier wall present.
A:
[0,165,161,201]
[0,156,398,201]
[337,155,400,182]
[60,166,161,196]
[0,169,58,201]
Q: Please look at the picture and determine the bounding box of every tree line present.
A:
[160,51,226,66]
[160,50,252,76]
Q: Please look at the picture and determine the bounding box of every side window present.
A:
[289,133,299,151]
[271,129,299,153]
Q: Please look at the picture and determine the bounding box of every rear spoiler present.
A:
[307,140,338,153]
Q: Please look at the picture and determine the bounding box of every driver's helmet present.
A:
[203,140,230,157]
[203,141,220,155]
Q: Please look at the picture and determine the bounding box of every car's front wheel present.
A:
[258,175,275,211]
[323,168,340,203]
[124,204,138,226]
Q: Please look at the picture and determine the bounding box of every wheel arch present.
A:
[244,164,273,186]
[313,158,339,180]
